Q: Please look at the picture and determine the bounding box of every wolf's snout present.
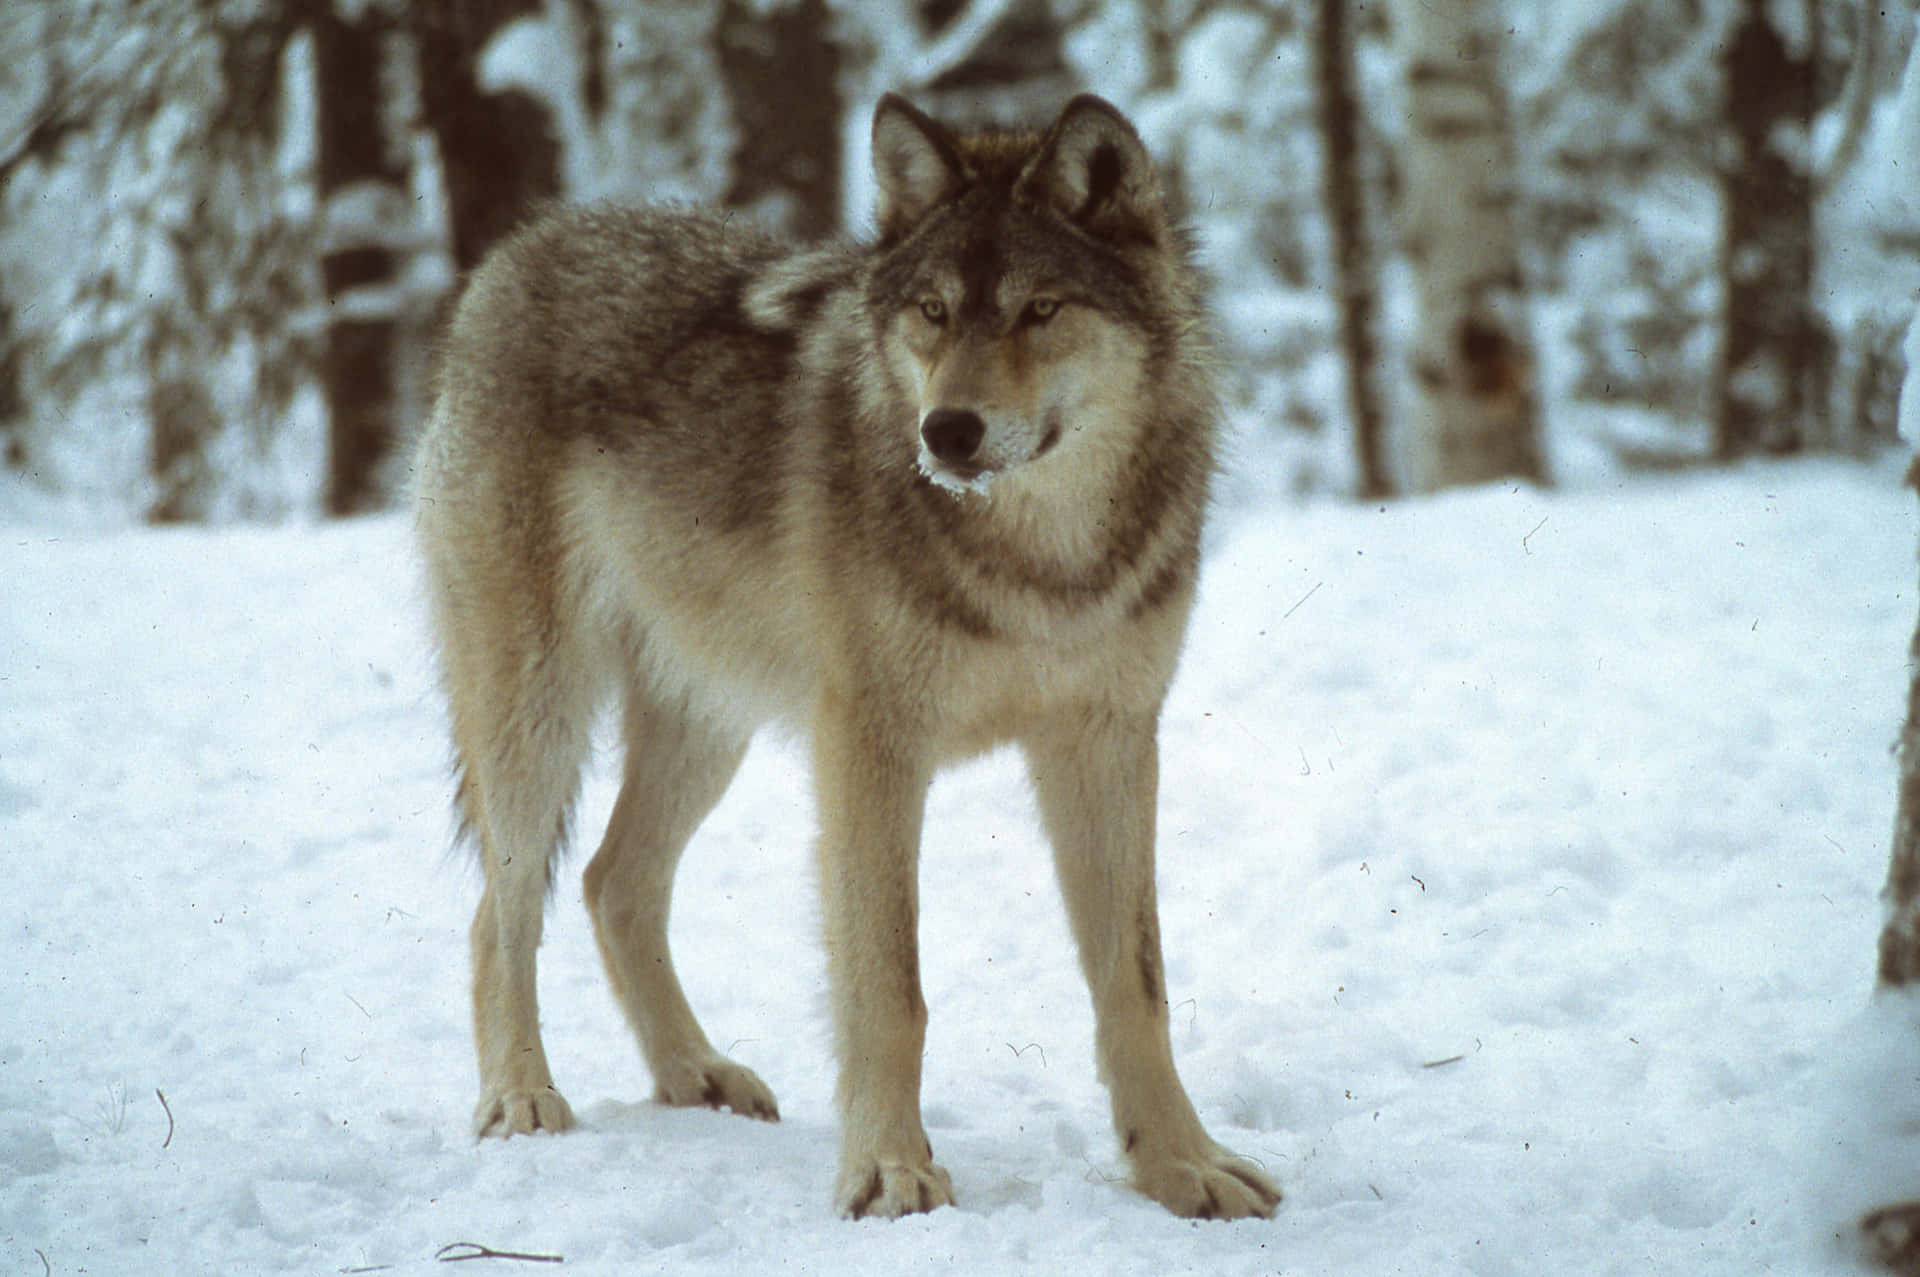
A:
[920,409,986,469]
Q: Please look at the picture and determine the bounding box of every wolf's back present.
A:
[420,207,859,564]
[439,207,806,442]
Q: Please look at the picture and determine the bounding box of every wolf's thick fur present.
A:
[414,93,1279,1221]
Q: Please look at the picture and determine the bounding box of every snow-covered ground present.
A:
[3,456,1916,1274]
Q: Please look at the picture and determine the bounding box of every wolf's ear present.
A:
[1016,94,1165,246]
[872,94,967,239]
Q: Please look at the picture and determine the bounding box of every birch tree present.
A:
[1388,0,1544,491]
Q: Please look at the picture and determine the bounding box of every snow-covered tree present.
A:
[0,0,324,520]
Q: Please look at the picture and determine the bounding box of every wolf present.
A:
[412,91,1280,1221]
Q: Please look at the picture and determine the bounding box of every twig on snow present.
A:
[156,1088,173,1149]
[1005,1041,1047,1068]
[1283,581,1322,619]
[436,1241,564,1264]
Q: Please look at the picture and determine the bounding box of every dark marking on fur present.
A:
[1138,907,1165,1006]
[1138,939,1164,1008]
[904,948,928,1019]
[956,211,1009,325]
[1124,1128,1139,1155]
[943,404,1207,614]
[699,1074,724,1108]
[1128,540,1198,620]
[777,278,834,324]
[744,254,856,332]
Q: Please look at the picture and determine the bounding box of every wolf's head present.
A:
[866,94,1179,498]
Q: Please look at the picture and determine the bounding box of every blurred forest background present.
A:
[0,0,1916,524]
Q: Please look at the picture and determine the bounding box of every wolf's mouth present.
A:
[917,452,995,497]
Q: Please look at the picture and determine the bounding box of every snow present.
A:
[3,455,1916,1274]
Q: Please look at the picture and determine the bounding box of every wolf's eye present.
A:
[919,298,948,325]
[1022,298,1061,326]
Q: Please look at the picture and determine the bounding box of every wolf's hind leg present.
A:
[1025,708,1281,1220]
[583,687,777,1121]
[461,675,595,1139]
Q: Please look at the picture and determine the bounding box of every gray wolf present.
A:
[412,91,1280,1221]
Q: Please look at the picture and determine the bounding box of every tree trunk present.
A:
[315,3,409,516]
[411,0,561,271]
[1715,0,1823,458]
[1314,0,1390,499]
[716,0,843,239]
[1880,487,1920,987]
[1389,0,1544,492]
[1877,303,1920,985]
[1862,288,1920,1269]
[1865,452,1920,1272]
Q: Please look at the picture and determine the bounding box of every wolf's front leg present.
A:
[813,691,954,1219]
[1025,709,1280,1220]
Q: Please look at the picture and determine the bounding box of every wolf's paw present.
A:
[835,1157,956,1219]
[473,1085,575,1138]
[1131,1144,1280,1220]
[653,1053,780,1121]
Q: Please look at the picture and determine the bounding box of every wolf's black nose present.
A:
[920,409,985,467]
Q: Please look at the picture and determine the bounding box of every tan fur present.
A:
[414,93,1279,1221]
